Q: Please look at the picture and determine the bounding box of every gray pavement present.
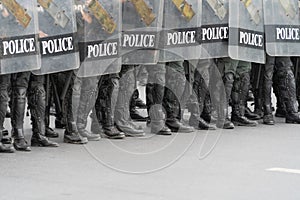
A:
[0,115,300,200]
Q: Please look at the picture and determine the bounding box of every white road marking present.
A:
[266,168,300,175]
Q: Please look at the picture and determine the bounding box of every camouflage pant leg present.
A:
[10,72,31,131]
[115,65,136,124]
[93,74,120,130]
[64,71,82,132]
[76,76,100,131]
[28,74,46,135]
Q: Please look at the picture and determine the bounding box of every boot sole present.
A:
[125,133,146,137]
[63,139,88,144]
[14,147,31,152]
[45,134,59,138]
[233,122,257,127]
[31,144,59,147]
[155,131,172,136]
[169,128,194,133]
[100,133,125,139]
[286,120,300,124]
[263,121,275,125]
[87,137,101,141]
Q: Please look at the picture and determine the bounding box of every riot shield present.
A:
[0,0,40,74]
[32,0,80,75]
[228,0,265,64]
[75,0,122,78]
[121,0,164,65]
[264,0,300,56]
[200,0,229,59]
[159,0,201,62]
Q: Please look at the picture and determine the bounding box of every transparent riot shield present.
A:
[121,0,164,65]
[0,0,40,74]
[121,0,163,64]
[32,0,80,75]
[200,0,229,59]
[229,0,265,64]
[159,0,201,62]
[75,0,122,78]
[264,0,300,56]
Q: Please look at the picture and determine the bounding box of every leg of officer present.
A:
[11,72,31,151]
[275,57,300,123]
[146,63,171,135]
[231,61,258,126]
[63,71,88,144]
[216,57,235,129]
[163,61,194,133]
[91,74,125,139]
[76,76,101,141]
[28,74,59,147]
[0,74,14,153]
[262,56,275,125]
[115,65,145,137]
[188,59,216,130]
[44,75,59,138]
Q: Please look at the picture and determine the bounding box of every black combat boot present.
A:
[285,100,300,124]
[262,93,275,125]
[188,102,216,130]
[253,95,264,119]
[164,93,194,133]
[101,108,126,139]
[130,89,147,121]
[12,129,31,151]
[201,94,217,123]
[216,106,235,129]
[64,122,88,144]
[31,117,59,147]
[130,108,147,122]
[44,83,59,138]
[245,105,261,120]
[231,100,258,126]
[45,107,59,138]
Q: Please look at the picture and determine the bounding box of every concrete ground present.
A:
[0,113,300,200]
